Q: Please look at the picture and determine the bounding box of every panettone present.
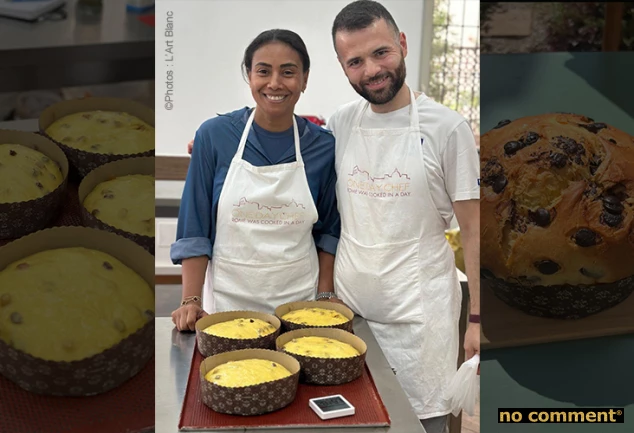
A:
[0,247,155,362]
[282,336,360,359]
[203,318,276,339]
[82,174,155,237]
[44,111,154,156]
[281,307,348,326]
[0,144,63,203]
[480,113,634,318]
[205,359,292,387]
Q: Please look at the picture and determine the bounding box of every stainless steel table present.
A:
[155,317,426,433]
[0,0,154,92]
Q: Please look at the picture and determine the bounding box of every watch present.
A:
[316,291,337,301]
[468,314,480,324]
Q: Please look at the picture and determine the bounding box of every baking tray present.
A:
[481,282,634,350]
[0,357,155,433]
[179,341,391,431]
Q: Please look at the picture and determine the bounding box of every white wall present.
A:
[155,0,425,156]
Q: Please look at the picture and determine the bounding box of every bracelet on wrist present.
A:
[316,291,337,301]
[181,295,202,306]
[468,314,480,324]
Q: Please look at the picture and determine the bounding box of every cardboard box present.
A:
[275,301,354,333]
[0,226,154,397]
[276,328,367,385]
[199,348,300,416]
[0,130,69,240]
[78,156,155,255]
[195,311,281,358]
[38,97,155,178]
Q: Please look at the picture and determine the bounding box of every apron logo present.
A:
[231,197,307,225]
[346,165,411,198]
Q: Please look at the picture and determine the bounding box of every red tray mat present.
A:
[0,357,155,433]
[0,182,83,248]
[179,343,391,430]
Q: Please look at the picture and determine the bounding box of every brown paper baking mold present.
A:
[486,274,634,319]
[275,301,354,333]
[0,226,155,396]
[195,311,281,358]
[78,157,155,255]
[0,130,69,240]
[199,348,300,416]
[276,327,367,385]
[38,97,155,178]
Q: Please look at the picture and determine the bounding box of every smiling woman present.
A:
[169,29,341,333]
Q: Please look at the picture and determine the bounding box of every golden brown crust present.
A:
[481,113,634,286]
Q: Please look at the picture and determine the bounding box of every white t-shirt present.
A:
[327,92,480,227]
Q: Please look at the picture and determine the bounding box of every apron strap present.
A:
[355,87,419,130]
[234,108,303,164]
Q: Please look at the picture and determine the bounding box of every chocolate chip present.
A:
[0,293,10,307]
[492,176,508,194]
[580,267,604,279]
[480,268,495,279]
[603,196,624,214]
[589,155,602,175]
[550,152,567,168]
[82,113,92,119]
[523,132,540,145]
[32,169,42,178]
[215,375,221,380]
[493,119,511,129]
[271,363,277,367]
[9,150,16,156]
[114,319,126,333]
[504,141,523,156]
[601,212,622,227]
[16,263,29,270]
[573,228,599,247]
[579,122,607,134]
[98,119,107,124]
[609,138,617,144]
[35,182,43,189]
[530,208,551,226]
[103,193,114,199]
[10,312,22,324]
[91,209,100,217]
[249,319,254,323]
[103,261,113,270]
[555,136,584,156]
[90,144,101,150]
[143,309,154,321]
[535,260,560,275]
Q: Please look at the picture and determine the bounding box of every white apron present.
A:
[203,109,320,314]
[334,90,462,419]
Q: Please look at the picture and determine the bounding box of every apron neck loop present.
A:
[356,87,419,130]
[235,108,303,164]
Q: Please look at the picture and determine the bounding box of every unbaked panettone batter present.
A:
[45,111,154,155]
[281,308,348,326]
[0,144,63,203]
[203,318,276,339]
[83,174,155,237]
[0,247,154,362]
[283,336,359,358]
[205,359,291,387]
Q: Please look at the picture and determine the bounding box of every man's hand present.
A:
[171,304,207,332]
[187,139,194,155]
[464,322,480,360]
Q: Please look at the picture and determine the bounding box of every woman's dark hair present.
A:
[241,29,310,79]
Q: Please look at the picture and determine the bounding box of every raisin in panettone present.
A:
[480,113,634,319]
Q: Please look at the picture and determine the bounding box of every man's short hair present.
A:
[331,0,400,51]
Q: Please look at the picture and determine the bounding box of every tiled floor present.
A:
[156,284,480,433]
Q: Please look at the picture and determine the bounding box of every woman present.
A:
[170,29,341,331]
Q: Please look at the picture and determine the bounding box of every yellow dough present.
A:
[283,336,359,359]
[445,229,465,274]
[281,308,348,326]
[203,318,276,339]
[0,247,154,362]
[205,359,291,387]
[83,175,155,237]
[0,144,63,204]
[45,111,154,155]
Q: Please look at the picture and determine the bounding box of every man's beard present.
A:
[351,58,406,105]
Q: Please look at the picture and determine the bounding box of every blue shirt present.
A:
[170,107,341,265]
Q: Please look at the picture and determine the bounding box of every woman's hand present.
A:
[187,139,194,155]
[171,304,207,332]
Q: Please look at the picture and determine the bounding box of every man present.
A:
[326,1,480,432]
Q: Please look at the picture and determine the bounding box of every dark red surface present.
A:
[0,358,155,433]
[179,343,391,430]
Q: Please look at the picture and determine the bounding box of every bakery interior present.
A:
[480,3,634,433]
